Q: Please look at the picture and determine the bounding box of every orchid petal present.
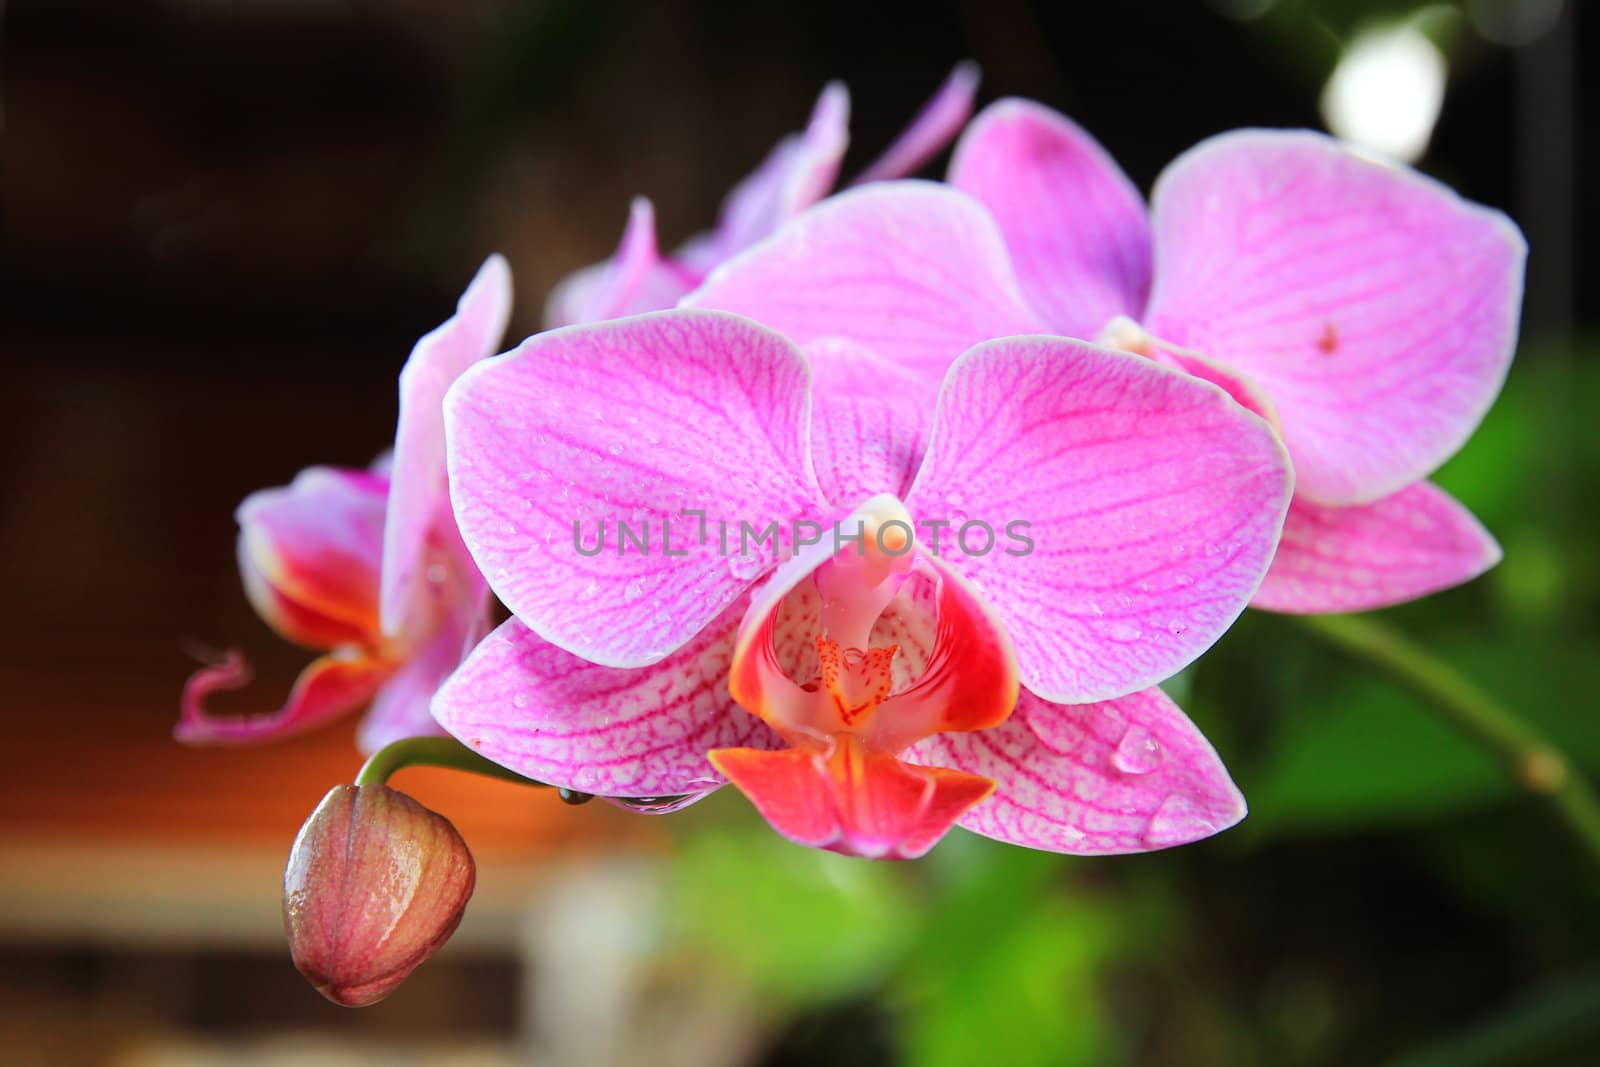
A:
[685,182,1048,382]
[852,61,981,185]
[1145,130,1526,505]
[177,649,392,746]
[355,601,487,754]
[1252,480,1500,613]
[543,199,695,328]
[381,255,509,638]
[238,467,388,643]
[445,309,828,667]
[432,604,781,797]
[909,686,1245,854]
[239,538,370,651]
[676,83,851,277]
[806,338,935,506]
[905,336,1292,703]
[949,98,1152,339]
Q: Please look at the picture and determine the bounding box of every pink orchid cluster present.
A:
[185,69,1524,870]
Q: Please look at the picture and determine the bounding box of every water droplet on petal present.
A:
[614,793,698,814]
[607,443,625,456]
[1167,619,1188,636]
[558,788,594,806]
[1143,794,1219,848]
[1111,725,1163,774]
[512,693,529,709]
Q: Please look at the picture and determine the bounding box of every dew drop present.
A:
[1111,725,1163,774]
[607,443,625,456]
[728,549,767,581]
[1166,619,1188,636]
[615,793,697,814]
[1143,794,1218,848]
[512,693,529,709]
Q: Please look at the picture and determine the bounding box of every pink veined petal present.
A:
[381,254,510,638]
[949,98,1152,340]
[176,648,393,746]
[239,466,390,642]
[1145,130,1527,506]
[685,182,1048,383]
[904,336,1292,704]
[851,60,981,185]
[1252,480,1501,614]
[444,309,829,668]
[908,686,1246,855]
[543,199,696,329]
[805,338,936,507]
[675,83,851,278]
[432,603,783,798]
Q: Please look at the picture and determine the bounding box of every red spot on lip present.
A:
[1317,323,1339,355]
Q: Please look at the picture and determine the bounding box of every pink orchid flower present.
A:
[179,256,512,753]
[685,109,1527,614]
[543,63,980,329]
[434,309,1291,858]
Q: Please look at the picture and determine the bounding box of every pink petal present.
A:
[806,338,935,507]
[176,648,393,746]
[239,466,389,643]
[676,83,851,277]
[949,98,1152,340]
[1145,130,1526,506]
[432,605,782,797]
[684,182,1048,383]
[1252,480,1500,613]
[381,255,509,638]
[905,336,1292,704]
[543,199,696,328]
[444,309,829,667]
[851,61,981,185]
[355,598,489,754]
[909,686,1246,855]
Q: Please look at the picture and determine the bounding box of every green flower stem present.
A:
[355,736,549,789]
[1298,613,1600,866]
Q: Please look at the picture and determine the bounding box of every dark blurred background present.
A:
[2,1,1596,1065]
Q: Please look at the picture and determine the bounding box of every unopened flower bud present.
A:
[283,783,475,1006]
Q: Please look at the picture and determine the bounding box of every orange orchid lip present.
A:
[721,494,1019,858]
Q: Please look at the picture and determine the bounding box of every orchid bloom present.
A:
[543,63,980,328]
[434,309,1290,858]
[179,256,512,753]
[684,112,1527,614]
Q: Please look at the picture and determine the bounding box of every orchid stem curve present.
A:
[355,736,550,789]
[1297,612,1600,868]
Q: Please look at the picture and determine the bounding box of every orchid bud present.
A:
[283,783,475,1006]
